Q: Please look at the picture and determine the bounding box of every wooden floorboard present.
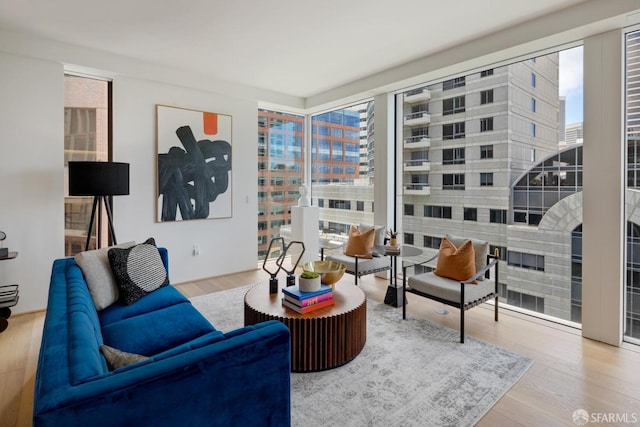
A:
[1,267,639,426]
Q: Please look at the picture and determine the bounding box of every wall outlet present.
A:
[192,244,200,256]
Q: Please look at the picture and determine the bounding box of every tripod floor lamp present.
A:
[68,161,130,251]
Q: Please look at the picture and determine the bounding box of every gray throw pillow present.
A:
[75,241,136,310]
[108,238,169,305]
[100,344,148,371]
[446,234,489,281]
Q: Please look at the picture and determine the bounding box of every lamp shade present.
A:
[68,161,130,196]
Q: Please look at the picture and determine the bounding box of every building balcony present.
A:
[404,88,431,103]
[404,183,431,196]
[404,159,430,172]
[403,135,431,149]
[404,111,431,126]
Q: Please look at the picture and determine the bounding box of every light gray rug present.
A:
[191,285,533,427]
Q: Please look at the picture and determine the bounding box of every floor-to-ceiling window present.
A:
[257,109,305,260]
[311,101,375,239]
[625,29,640,342]
[64,75,110,256]
[399,46,585,325]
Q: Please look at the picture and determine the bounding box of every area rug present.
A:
[191,285,533,427]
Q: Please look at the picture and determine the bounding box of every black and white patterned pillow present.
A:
[108,238,169,305]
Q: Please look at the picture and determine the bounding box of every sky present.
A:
[559,45,583,125]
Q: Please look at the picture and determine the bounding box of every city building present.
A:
[400,55,571,316]
[564,121,584,145]
[257,108,363,259]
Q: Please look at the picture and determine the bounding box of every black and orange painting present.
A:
[156,105,232,222]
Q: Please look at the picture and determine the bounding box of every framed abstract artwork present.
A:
[156,105,232,222]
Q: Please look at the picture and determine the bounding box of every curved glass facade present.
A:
[512,145,583,225]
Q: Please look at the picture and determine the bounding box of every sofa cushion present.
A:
[344,225,375,258]
[75,241,136,310]
[108,238,169,305]
[101,302,216,356]
[100,344,149,371]
[435,237,476,282]
[98,285,190,327]
[446,234,489,281]
[408,272,496,304]
[326,252,390,275]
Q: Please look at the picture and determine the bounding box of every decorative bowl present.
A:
[302,261,346,286]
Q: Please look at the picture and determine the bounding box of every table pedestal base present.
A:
[384,285,404,307]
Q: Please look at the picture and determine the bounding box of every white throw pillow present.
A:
[358,223,386,247]
[75,241,136,310]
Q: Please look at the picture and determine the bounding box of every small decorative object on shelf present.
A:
[0,284,19,332]
[282,284,334,314]
[298,271,321,293]
[387,229,399,247]
[0,231,7,258]
[0,232,19,332]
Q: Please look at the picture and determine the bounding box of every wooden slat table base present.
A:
[244,282,367,373]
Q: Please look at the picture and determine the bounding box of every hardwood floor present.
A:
[2,268,639,427]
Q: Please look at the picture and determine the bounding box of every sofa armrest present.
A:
[34,321,291,427]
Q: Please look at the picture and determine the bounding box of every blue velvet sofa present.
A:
[34,248,291,427]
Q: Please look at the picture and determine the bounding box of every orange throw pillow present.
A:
[434,237,477,282]
[344,225,375,259]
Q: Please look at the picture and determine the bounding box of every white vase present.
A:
[299,276,321,292]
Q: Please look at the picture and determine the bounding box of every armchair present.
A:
[326,251,391,285]
[401,235,499,343]
[325,224,390,285]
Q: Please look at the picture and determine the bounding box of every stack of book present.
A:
[282,284,334,314]
[384,244,400,255]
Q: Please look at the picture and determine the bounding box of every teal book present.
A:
[282,284,332,300]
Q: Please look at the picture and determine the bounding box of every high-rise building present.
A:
[257,107,363,258]
[257,110,305,259]
[564,122,583,145]
[401,54,575,319]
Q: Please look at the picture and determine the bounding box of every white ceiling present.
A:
[0,0,587,98]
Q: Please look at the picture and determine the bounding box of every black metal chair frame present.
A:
[402,253,499,343]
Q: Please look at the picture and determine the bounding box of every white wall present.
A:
[112,76,258,284]
[0,52,65,312]
[0,52,259,313]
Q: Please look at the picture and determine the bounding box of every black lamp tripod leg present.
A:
[85,197,99,251]
[103,196,118,245]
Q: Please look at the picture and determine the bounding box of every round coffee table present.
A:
[244,281,366,372]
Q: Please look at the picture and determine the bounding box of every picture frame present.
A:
[156,105,232,222]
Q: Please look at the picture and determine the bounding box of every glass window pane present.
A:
[257,109,305,260]
[312,101,375,241]
[64,75,109,256]
[400,45,583,325]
